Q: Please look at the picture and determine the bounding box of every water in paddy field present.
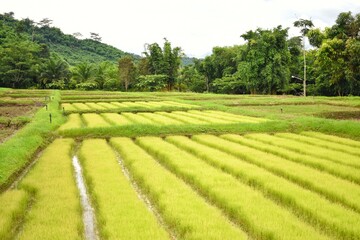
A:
[72,156,98,240]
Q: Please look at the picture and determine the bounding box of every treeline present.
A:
[1,11,360,96]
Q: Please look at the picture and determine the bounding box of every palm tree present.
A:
[39,55,70,88]
[72,62,94,82]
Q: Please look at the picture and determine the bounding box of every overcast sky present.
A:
[2,0,360,57]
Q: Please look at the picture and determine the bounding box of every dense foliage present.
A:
[1,11,360,95]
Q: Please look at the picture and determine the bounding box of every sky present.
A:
[1,0,360,58]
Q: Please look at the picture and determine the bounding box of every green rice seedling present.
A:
[193,135,360,214]
[122,112,158,124]
[72,103,92,110]
[58,114,83,131]
[188,110,259,123]
[174,111,232,124]
[156,111,206,124]
[96,102,120,109]
[101,113,133,126]
[139,101,168,108]
[277,133,360,156]
[193,110,259,123]
[222,134,360,184]
[252,133,360,169]
[128,101,153,108]
[61,103,77,112]
[0,189,29,240]
[301,131,360,148]
[137,137,328,240]
[203,110,269,123]
[110,137,247,240]
[82,113,111,128]
[138,112,183,125]
[110,102,128,108]
[19,139,82,240]
[121,101,143,108]
[167,135,360,239]
[84,102,107,110]
[78,139,169,239]
[162,101,199,108]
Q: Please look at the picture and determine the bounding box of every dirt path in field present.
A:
[72,156,99,240]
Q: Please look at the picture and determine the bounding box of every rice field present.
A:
[2,91,360,239]
[61,100,201,114]
[58,110,267,131]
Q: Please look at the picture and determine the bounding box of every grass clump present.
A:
[110,137,247,240]
[78,139,169,240]
[18,138,82,240]
[137,136,328,240]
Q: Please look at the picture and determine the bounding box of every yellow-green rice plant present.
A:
[206,110,268,122]
[122,112,157,124]
[110,102,128,108]
[301,131,360,148]
[166,136,360,239]
[121,101,143,108]
[96,102,120,109]
[223,134,360,184]
[72,103,92,110]
[138,112,183,125]
[129,101,153,108]
[0,189,29,240]
[110,137,247,240]
[137,136,328,240]
[78,139,169,240]
[61,103,78,112]
[174,111,232,124]
[19,139,82,240]
[277,132,360,157]
[101,113,133,126]
[193,135,360,214]
[85,102,107,110]
[58,113,83,131]
[82,113,111,128]
[162,101,199,108]
[140,101,168,108]
[156,112,206,124]
[188,110,257,123]
[252,133,360,169]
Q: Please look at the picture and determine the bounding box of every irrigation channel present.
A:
[72,156,98,240]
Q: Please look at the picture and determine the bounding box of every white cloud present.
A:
[1,0,360,57]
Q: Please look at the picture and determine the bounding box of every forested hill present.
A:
[0,12,139,65]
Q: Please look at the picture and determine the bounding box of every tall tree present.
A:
[144,39,182,90]
[294,18,314,96]
[118,56,136,91]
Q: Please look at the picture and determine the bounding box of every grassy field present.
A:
[0,89,359,239]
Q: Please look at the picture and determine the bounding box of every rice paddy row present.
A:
[58,110,268,132]
[61,101,200,113]
[1,131,359,239]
